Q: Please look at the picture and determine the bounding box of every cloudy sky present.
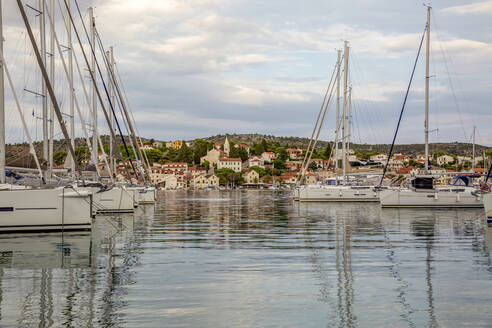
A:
[3,0,492,146]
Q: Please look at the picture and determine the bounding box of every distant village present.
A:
[100,136,491,189]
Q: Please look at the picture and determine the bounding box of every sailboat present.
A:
[379,6,483,209]
[60,4,154,213]
[296,41,381,202]
[0,1,92,232]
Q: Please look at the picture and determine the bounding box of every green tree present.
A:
[75,146,91,165]
[273,158,286,170]
[308,161,318,171]
[216,168,237,185]
[200,160,210,170]
[276,147,288,161]
[252,140,267,155]
[144,148,163,165]
[103,144,110,155]
[164,148,179,162]
[250,166,267,177]
[193,139,210,164]
[177,141,193,163]
[229,147,249,162]
[53,151,67,165]
[120,145,135,160]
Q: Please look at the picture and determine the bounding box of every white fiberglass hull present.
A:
[380,187,483,208]
[0,187,92,232]
[128,187,156,204]
[483,193,492,222]
[90,186,136,214]
[296,186,379,202]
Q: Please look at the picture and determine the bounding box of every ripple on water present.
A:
[0,190,491,327]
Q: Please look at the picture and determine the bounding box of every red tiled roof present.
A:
[220,157,241,162]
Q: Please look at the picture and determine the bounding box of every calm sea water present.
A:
[0,190,491,327]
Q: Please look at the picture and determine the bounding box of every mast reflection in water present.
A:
[1,191,492,327]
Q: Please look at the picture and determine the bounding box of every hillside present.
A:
[202,133,491,156]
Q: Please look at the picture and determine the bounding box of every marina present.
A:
[0,0,491,326]
[1,191,491,327]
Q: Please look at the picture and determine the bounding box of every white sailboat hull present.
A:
[296,186,379,202]
[128,187,156,204]
[0,187,92,232]
[89,186,136,214]
[483,193,492,221]
[380,187,483,208]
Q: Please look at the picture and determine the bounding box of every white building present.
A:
[261,151,277,163]
[243,169,260,184]
[200,148,224,165]
[193,174,219,189]
[457,156,472,165]
[218,158,242,172]
[249,156,264,168]
[370,153,388,164]
[436,155,454,166]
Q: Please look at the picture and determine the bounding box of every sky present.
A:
[3,0,492,146]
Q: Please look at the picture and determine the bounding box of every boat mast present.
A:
[16,0,81,178]
[40,0,49,172]
[0,0,4,184]
[424,6,431,174]
[107,47,116,177]
[67,0,75,175]
[48,0,54,178]
[347,86,352,156]
[472,126,476,170]
[89,7,98,179]
[334,49,341,172]
[342,40,349,181]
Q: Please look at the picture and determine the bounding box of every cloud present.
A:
[442,1,492,15]
[2,0,492,146]
[219,84,310,106]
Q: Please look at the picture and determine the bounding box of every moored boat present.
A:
[0,187,92,232]
[380,176,483,208]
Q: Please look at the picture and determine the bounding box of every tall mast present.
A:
[89,7,98,179]
[472,126,476,170]
[17,0,81,178]
[40,0,48,169]
[108,46,116,177]
[48,0,54,178]
[347,86,352,155]
[109,60,151,182]
[0,0,5,184]
[342,40,349,181]
[334,49,341,171]
[67,0,75,174]
[424,6,431,174]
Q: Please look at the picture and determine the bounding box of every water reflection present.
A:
[1,192,492,327]
[0,208,144,327]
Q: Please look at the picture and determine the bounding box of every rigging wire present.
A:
[379,24,427,187]
[68,0,139,179]
[93,28,145,179]
[431,11,469,141]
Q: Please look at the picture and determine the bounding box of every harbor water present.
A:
[1,190,491,327]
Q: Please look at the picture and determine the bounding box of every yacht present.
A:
[81,184,136,214]
[0,187,92,232]
[380,175,483,208]
[127,186,156,204]
[379,7,484,209]
[296,184,379,202]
